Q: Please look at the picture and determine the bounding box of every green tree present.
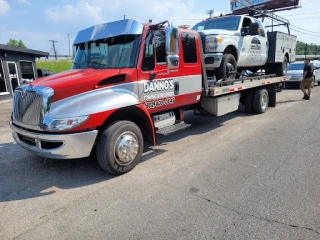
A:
[296,41,320,55]
[7,38,27,48]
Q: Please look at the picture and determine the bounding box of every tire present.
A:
[244,91,254,113]
[253,89,269,114]
[96,121,144,175]
[275,56,288,76]
[215,54,237,82]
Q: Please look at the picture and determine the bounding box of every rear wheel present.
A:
[253,89,269,114]
[96,121,144,175]
[215,54,237,83]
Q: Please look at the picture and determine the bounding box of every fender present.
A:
[217,38,239,57]
[48,83,140,119]
[136,103,156,146]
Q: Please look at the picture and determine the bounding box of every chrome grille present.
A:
[13,90,43,127]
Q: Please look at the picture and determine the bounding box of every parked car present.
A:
[285,61,320,88]
[37,69,55,78]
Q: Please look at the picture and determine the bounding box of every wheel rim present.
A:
[226,63,236,79]
[261,93,268,111]
[114,131,139,166]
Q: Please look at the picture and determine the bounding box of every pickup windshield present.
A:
[72,34,141,70]
[192,16,241,31]
[288,63,314,71]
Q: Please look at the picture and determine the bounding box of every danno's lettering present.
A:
[144,79,174,93]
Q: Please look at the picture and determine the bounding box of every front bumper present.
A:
[10,122,98,159]
[204,53,223,69]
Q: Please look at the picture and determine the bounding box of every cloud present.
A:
[46,1,102,24]
[45,0,212,28]
[16,0,32,6]
[0,30,74,55]
[0,0,10,16]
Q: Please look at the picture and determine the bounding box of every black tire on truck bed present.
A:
[274,56,288,76]
[215,54,237,82]
[96,120,144,175]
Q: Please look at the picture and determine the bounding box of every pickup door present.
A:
[237,17,268,67]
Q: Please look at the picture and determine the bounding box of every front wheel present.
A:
[215,54,237,83]
[96,121,144,175]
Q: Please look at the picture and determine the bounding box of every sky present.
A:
[0,0,320,55]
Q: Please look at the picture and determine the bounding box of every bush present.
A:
[36,60,72,73]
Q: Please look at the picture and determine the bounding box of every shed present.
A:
[0,44,49,101]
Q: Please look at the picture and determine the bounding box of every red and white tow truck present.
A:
[10,19,290,175]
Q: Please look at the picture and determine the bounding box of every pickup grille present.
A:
[13,90,43,127]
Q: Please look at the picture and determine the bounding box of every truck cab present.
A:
[9,19,203,175]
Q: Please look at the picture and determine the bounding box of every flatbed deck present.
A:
[206,75,290,97]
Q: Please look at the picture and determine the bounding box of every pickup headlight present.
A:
[205,35,222,53]
[48,116,88,131]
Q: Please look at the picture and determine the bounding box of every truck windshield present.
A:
[192,16,241,31]
[72,34,141,70]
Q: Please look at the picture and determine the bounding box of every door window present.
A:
[155,30,166,64]
[0,59,8,94]
[254,20,266,37]
[142,31,155,71]
[181,32,197,63]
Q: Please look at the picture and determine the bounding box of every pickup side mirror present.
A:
[165,26,179,70]
[241,22,260,36]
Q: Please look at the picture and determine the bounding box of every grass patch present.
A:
[36,60,72,73]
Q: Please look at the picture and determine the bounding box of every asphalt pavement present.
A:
[1,86,320,240]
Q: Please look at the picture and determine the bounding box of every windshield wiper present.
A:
[88,61,107,68]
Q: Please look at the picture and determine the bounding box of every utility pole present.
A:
[124,15,125,20]
[49,40,58,60]
[68,33,70,57]
[206,9,214,18]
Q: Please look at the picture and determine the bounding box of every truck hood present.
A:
[199,29,237,36]
[287,70,303,76]
[33,68,135,102]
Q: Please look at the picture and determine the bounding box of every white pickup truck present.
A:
[192,15,297,81]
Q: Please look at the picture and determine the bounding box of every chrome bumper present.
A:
[10,122,98,159]
[204,53,223,69]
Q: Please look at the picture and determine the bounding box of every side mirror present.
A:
[241,22,260,36]
[165,26,179,70]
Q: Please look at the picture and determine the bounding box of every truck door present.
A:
[137,29,202,114]
[238,17,255,67]
[254,20,268,65]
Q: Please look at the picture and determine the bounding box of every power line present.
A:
[281,11,320,16]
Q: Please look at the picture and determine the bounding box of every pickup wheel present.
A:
[96,121,144,175]
[275,56,288,76]
[215,54,237,83]
[253,89,269,114]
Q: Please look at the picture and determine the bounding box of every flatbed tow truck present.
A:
[10,19,291,175]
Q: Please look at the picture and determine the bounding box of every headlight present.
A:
[205,35,222,53]
[48,116,88,131]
